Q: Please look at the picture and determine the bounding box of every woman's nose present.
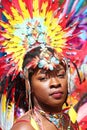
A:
[49,77,61,88]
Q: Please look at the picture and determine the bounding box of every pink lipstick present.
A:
[51,91,63,99]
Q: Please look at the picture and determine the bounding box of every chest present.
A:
[31,116,74,130]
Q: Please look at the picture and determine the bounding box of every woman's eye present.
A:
[57,73,65,78]
[39,77,47,81]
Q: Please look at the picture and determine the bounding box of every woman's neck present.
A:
[34,99,63,113]
[33,106,70,130]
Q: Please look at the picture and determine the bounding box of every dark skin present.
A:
[11,65,76,130]
[31,66,68,113]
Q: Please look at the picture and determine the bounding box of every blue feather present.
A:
[83,8,87,15]
[66,0,74,14]
[75,0,85,14]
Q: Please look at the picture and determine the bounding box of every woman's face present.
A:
[31,64,68,112]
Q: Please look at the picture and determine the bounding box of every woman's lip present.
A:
[50,91,63,99]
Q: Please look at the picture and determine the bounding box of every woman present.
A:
[11,46,79,130]
[0,0,87,130]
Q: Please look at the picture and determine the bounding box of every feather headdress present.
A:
[0,0,87,129]
[0,0,87,80]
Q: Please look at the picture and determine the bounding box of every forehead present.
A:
[34,64,66,75]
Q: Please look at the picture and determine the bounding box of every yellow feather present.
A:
[39,2,48,18]
[68,107,77,123]
[1,94,6,113]
[2,33,12,39]
[6,45,24,53]
[0,21,15,34]
[49,24,62,33]
[6,102,14,120]
[19,0,30,19]
[44,11,53,27]
[33,0,39,17]
[11,7,23,23]
[3,39,20,46]
[6,45,26,69]
[18,59,24,70]
[31,117,40,130]
[7,28,15,34]
[0,21,9,29]
[8,37,21,43]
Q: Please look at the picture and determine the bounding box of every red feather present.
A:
[1,0,13,15]
[23,0,33,18]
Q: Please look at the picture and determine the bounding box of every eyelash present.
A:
[39,77,47,81]
[57,73,66,78]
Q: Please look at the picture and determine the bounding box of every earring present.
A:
[24,67,32,110]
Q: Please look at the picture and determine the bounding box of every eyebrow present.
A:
[38,69,47,74]
[38,67,65,75]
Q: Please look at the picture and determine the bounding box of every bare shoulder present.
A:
[11,111,34,130]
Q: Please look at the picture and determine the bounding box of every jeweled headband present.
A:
[23,45,67,72]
